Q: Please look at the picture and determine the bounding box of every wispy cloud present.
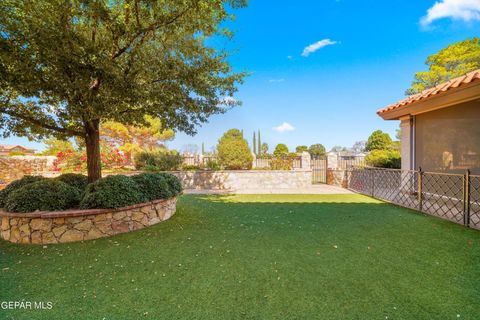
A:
[219,96,238,107]
[273,122,295,133]
[421,0,480,26]
[269,78,285,83]
[301,39,337,57]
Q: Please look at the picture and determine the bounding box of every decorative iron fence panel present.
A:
[311,156,327,184]
[421,172,464,224]
[348,167,479,230]
[338,158,366,170]
[470,175,480,229]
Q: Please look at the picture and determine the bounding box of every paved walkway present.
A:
[184,184,353,195]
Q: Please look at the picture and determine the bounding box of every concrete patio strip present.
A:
[184,184,353,195]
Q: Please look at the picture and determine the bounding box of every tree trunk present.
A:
[85,119,102,183]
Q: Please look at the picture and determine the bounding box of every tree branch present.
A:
[1,109,84,137]
[111,4,195,59]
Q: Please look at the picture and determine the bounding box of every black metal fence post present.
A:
[418,167,423,212]
[464,169,471,227]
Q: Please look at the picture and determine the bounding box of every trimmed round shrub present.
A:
[55,173,88,191]
[4,180,81,213]
[0,175,47,207]
[131,173,173,201]
[365,149,401,169]
[217,129,253,170]
[156,173,183,195]
[80,175,145,209]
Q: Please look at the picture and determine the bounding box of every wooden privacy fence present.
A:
[348,166,480,230]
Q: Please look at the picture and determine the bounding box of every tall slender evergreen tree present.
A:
[257,130,261,156]
[253,131,257,155]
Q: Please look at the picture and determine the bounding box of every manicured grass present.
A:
[1,194,479,319]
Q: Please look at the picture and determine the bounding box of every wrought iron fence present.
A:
[337,158,366,170]
[348,167,480,230]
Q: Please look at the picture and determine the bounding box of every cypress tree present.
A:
[257,130,261,156]
[202,143,205,155]
[253,131,257,154]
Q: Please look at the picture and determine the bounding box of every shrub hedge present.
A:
[365,149,401,169]
[55,173,89,191]
[4,180,81,213]
[1,173,182,212]
[80,175,145,209]
[131,173,174,202]
[156,173,183,195]
[80,174,182,209]
[0,175,46,207]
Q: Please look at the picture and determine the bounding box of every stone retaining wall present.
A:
[169,170,312,191]
[0,156,57,186]
[0,197,177,244]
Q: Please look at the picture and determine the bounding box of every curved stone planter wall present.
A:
[0,197,177,244]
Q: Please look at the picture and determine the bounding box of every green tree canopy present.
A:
[41,138,75,156]
[365,130,393,151]
[330,145,347,153]
[351,141,366,153]
[273,143,289,157]
[295,145,308,153]
[308,144,326,156]
[217,129,252,169]
[406,38,480,95]
[260,143,269,155]
[0,0,246,182]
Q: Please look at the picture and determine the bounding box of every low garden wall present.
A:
[0,197,177,244]
[169,170,312,191]
[327,169,349,188]
[0,156,57,186]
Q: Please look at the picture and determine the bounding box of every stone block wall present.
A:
[169,170,312,191]
[0,156,57,186]
[0,197,177,244]
[327,169,349,188]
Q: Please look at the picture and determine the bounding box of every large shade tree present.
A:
[406,38,480,95]
[0,0,246,182]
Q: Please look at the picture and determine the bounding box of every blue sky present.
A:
[4,0,480,153]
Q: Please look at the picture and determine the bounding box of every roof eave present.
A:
[377,81,480,120]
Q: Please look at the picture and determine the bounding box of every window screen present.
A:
[415,100,480,174]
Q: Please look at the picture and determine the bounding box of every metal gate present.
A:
[311,156,327,184]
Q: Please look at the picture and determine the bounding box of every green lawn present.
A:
[1,194,479,319]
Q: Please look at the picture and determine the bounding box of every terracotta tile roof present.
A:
[0,144,34,151]
[377,69,480,115]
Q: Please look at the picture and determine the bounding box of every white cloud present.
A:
[301,39,337,57]
[218,96,238,107]
[421,0,480,26]
[273,122,295,133]
[269,78,285,83]
[287,55,293,60]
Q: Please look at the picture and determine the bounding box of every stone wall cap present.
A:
[0,197,175,218]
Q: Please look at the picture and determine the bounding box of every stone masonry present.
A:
[0,156,57,186]
[0,197,177,244]
[169,170,312,191]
